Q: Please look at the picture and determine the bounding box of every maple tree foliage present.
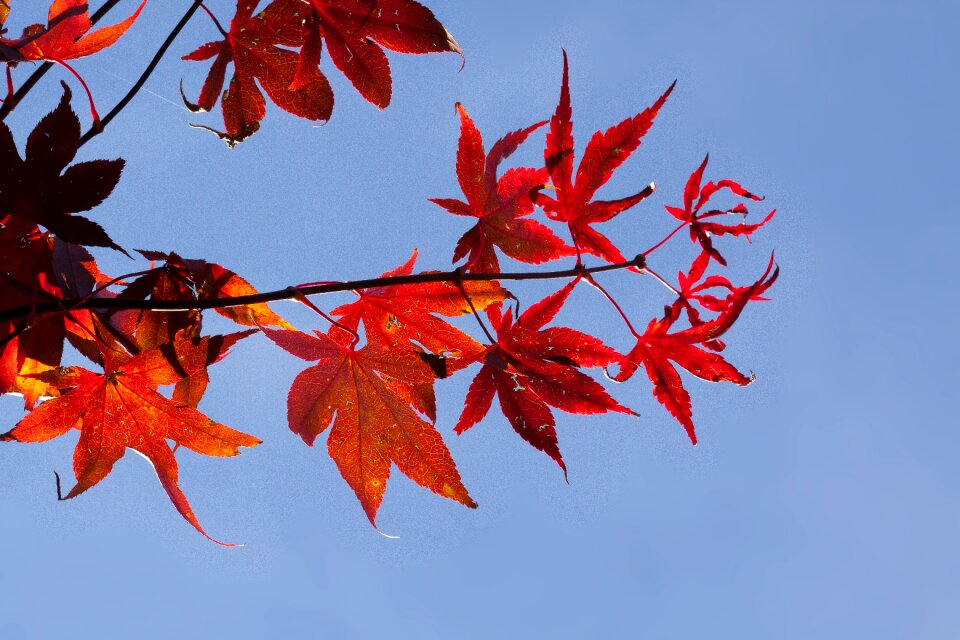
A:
[453,278,634,476]
[0,0,146,123]
[535,50,674,265]
[665,153,776,266]
[181,0,462,145]
[0,84,123,251]
[611,257,778,444]
[263,324,477,528]
[429,103,571,273]
[330,250,508,372]
[3,329,259,545]
[0,1,778,543]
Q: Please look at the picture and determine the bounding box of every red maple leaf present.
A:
[454,279,634,475]
[666,154,776,266]
[293,0,462,108]
[0,0,147,123]
[0,85,124,252]
[331,250,509,373]
[612,257,779,444]
[183,0,459,144]
[672,250,736,329]
[264,325,476,526]
[1,330,261,544]
[534,51,674,264]
[181,0,334,146]
[670,250,775,338]
[430,103,572,273]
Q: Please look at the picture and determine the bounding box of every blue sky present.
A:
[1,0,957,637]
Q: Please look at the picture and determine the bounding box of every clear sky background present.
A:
[1,0,957,637]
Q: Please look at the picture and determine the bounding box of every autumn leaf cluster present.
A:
[1,0,777,543]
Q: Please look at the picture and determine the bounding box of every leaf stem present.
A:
[642,266,681,296]
[568,224,584,267]
[583,274,640,339]
[289,287,360,347]
[453,270,496,345]
[195,1,228,37]
[53,59,101,125]
[642,221,686,257]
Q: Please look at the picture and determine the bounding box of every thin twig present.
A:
[79,1,203,146]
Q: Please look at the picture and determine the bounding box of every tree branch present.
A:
[79,0,203,146]
[0,257,647,324]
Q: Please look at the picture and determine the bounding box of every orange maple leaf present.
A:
[264,325,476,527]
[1,330,260,545]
